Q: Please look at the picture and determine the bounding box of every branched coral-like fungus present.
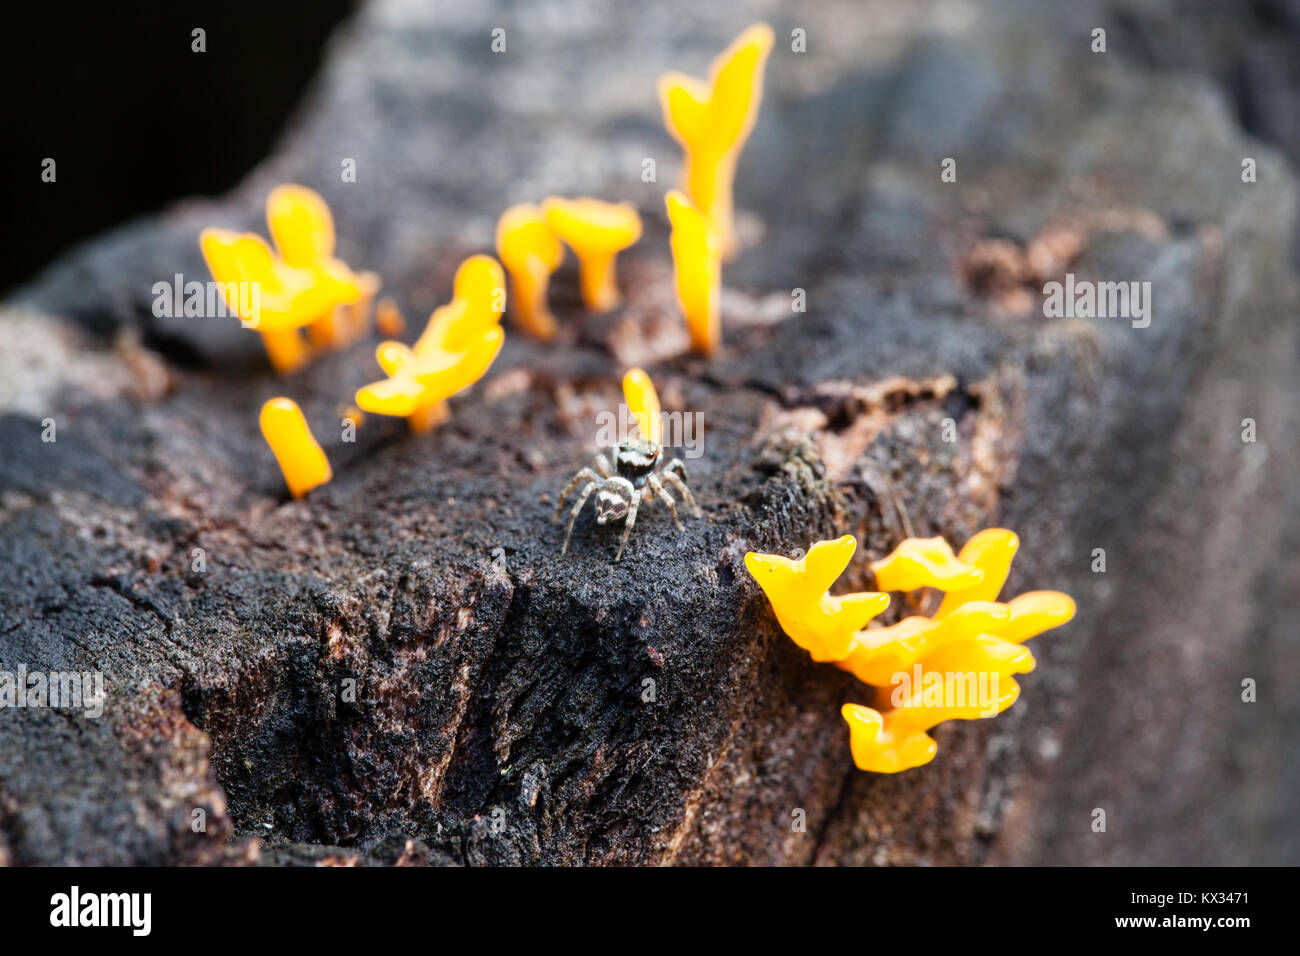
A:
[744,536,889,662]
[659,23,774,260]
[747,529,1075,772]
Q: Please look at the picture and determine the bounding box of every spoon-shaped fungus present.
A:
[496,204,564,340]
[745,529,1075,772]
[659,23,774,260]
[666,190,723,355]
[259,397,332,498]
[266,184,379,349]
[622,367,663,446]
[744,536,890,662]
[355,255,507,433]
[543,198,642,312]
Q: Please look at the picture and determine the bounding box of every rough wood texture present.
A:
[2,0,1298,865]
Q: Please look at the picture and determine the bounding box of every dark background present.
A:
[0,0,356,296]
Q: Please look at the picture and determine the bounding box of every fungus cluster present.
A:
[746,530,1074,772]
[200,26,775,498]
[187,23,1077,785]
[487,23,771,354]
[200,185,378,373]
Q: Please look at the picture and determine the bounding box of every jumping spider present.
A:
[555,437,701,561]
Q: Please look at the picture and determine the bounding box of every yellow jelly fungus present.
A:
[1000,590,1077,644]
[266,184,377,350]
[844,634,1036,772]
[658,23,774,260]
[744,536,890,662]
[200,229,337,374]
[200,185,377,372]
[497,204,564,340]
[542,198,642,312]
[355,256,507,433]
[747,529,1075,772]
[842,704,938,774]
[622,367,662,446]
[869,535,984,593]
[355,333,505,434]
[413,255,508,355]
[666,190,723,355]
[836,600,1011,687]
[259,397,332,499]
[935,528,1019,616]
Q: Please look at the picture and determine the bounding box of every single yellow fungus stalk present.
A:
[496,204,564,340]
[666,190,723,354]
[356,256,507,433]
[659,23,774,260]
[869,536,984,592]
[622,367,662,446]
[744,536,890,662]
[542,198,642,312]
[746,529,1075,772]
[266,184,373,350]
[259,397,332,499]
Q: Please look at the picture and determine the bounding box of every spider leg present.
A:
[594,453,612,477]
[555,467,601,521]
[662,465,701,517]
[561,481,598,554]
[614,488,642,562]
[647,473,683,531]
